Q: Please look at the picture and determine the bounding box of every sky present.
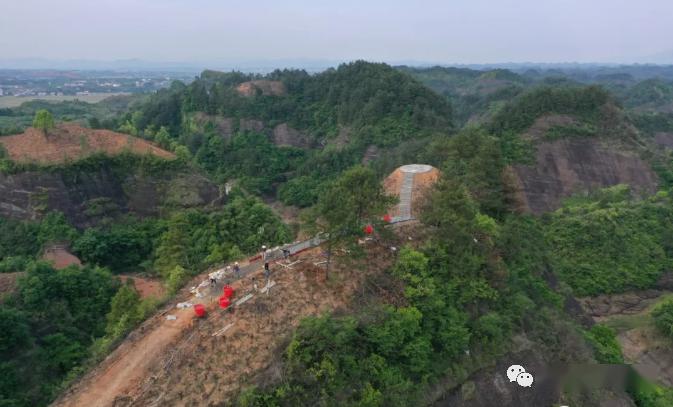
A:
[2,0,673,68]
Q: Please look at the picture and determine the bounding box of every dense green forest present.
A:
[110,61,453,204]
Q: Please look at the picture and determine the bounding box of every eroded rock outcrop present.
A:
[239,118,265,133]
[272,123,313,148]
[0,168,221,228]
[510,138,658,213]
[235,80,286,97]
[654,132,673,149]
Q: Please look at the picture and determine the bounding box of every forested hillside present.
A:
[2,62,673,407]
[114,61,453,204]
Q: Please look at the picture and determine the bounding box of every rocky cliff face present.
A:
[510,138,659,213]
[655,132,673,149]
[0,167,221,227]
[508,111,660,214]
[191,113,317,149]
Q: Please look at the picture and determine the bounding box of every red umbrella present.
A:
[194,304,206,317]
[364,224,374,235]
[383,214,392,223]
[219,296,231,309]
[223,285,234,298]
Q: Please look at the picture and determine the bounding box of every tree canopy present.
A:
[32,109,55,132]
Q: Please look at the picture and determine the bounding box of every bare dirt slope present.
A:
[0,123,174,164]
[42,244,82,269]
[235,80,286,97]
[119,275,166,299]
[53,243,397,407]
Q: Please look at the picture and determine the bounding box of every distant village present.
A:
[0,70,194,97]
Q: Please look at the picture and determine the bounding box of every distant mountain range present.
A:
[1,57,673,73]
[0,58,344,73]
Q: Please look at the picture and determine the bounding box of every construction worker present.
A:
[282,248,290,263]
[234,262,241,279]
[252,277,258,292]
[261,245,267,261]
[264,262,271,294]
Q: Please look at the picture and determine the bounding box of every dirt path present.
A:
[52,238,399,407]
[52,203,418,407]
[53,257,260,407]
[58,307,195,407]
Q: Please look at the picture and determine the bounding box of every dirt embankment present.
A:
[119,275,166,299]
[53,241,399,407]
[0,123,174,164]
[41,244,82,269]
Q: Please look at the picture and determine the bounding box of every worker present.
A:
[282,248,290,263]
[264,262,271,293]
[252,277,258,292]
[261,245,267,261]
[234,262,241,279]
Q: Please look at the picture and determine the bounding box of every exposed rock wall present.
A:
[235,80,286,97]
[193,113,317,149]
[0,168,221,227]
[654,132,673,149]
[510,138,658,213]
[239,118,265,133]
[272,123,313,148]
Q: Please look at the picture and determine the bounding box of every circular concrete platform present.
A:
[399,164,434,174]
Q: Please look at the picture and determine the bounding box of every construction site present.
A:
[52,164,439,407]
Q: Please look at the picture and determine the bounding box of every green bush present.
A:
[584,325,623,363]
[653,299,673,339]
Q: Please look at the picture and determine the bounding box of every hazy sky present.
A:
[2,0,672,65]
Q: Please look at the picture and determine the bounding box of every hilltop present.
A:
[0,123,174,164]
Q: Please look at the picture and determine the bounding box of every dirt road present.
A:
[53,259,259,407]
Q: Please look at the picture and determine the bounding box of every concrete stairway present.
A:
[392,171,414,223]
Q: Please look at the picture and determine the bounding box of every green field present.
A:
[0,93,129,108]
